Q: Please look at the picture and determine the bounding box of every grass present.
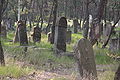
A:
[0,65,32,78]
[3,31,117,67]
[1,30,119,79]
[98,71,115,80]
[94,48,114,64]
[50,78,69,80]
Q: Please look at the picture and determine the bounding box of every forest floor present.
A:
[0,54,117,80]
[0,32,119,80]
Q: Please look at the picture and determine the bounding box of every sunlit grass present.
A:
[98,71,115,80]
[94,47,114,64]
[0,65,32,78]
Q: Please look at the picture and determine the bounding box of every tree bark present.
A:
[46,2,54,34]
[114,65,120,80]
[89,0,107,46]
[51,0,58,44]
[0,0,6,66]
[83,0,89,39]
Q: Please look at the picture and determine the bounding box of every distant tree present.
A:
[51,0,58,44]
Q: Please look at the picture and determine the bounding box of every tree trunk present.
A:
[51,0,58,44]
[89,0,107,46]
[114,65,120,80]
[83,0,89,39]
[46,2,54,34]
[0,0,6,66]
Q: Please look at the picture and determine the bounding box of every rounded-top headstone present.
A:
[58,17,67,28]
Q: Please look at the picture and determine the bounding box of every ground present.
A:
[0,32,119,80]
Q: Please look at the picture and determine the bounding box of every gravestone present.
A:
[73,19,79,33]
[18,20,28,46]
[109,38,118,52]
[1,25,7,38]
[47,32,52,42]
[103,22,112,43]
[54,17,67,54]
[66,29,72,44]
[74,38,97,80]
[31,26,41,43]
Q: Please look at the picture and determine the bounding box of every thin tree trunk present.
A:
[51,0,58,44]
[83,0,89,39]
[46,1,54,34]
[0,0,6,66]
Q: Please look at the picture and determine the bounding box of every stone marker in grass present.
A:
[32,26,41,43]
[66,29,72,44]
[74,38,98,80]
[18,20,28,46]
[54,17,67,54]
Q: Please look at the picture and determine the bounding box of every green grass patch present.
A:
[98,71,115,80]
[50,77,69,80]
[0,65,32,78]
[94,48,114,64]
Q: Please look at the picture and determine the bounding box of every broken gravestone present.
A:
[18,20,28,46]
[74,38,97,80]
[54,17,67,54]
[31,26,41,43]
[109,38,118,52]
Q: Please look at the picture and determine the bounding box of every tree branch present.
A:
[102,18,120,48]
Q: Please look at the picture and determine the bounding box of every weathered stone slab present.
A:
[73,19,79,33]
[74,38,97,80]
[66,30,72,44]
[54,17,67,54]
[103,22,112,43]
[109,38,118,52]
[18,20,28,46]
[32,26,41,43]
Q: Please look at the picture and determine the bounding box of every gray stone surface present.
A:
[74,38,97,80]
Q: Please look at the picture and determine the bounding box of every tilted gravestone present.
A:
[54,17,67,54]
[31,26,41,43]
[18,20,28,46]
[74,38,97,80]
[66,29,72,44]
[1,25,7,38]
